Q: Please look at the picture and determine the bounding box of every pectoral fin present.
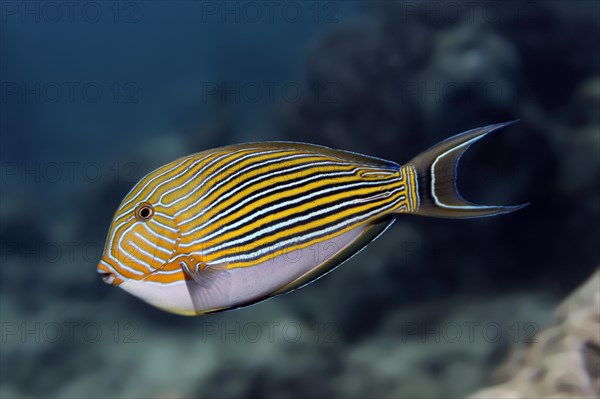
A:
[180,259,232,314]
[180,259,229,288]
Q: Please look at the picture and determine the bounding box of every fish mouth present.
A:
[99,271,116,285]
[97,261,123,286]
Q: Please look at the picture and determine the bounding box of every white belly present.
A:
[119,224,368,316]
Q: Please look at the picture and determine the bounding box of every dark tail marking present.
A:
[408,120,528,219]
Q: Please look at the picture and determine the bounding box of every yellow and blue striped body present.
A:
[98,122,525,315]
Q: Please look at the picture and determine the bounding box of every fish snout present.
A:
[97,262,123,286]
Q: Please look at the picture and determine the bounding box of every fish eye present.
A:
[135,202,154,222]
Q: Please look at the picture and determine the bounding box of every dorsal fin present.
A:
[203,141,399,170]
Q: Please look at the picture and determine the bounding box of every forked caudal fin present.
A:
[407,120,528,218]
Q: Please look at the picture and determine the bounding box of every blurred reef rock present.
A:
[469,269,600,398]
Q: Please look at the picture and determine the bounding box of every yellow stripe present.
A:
[162,148,290,209]
[214,192,403,267]
[190,166,361,238]
[201,182,404,265]
[176,153,336,224]
[208,181,398,248]
[406,164,418,212]
[104,143,415,283]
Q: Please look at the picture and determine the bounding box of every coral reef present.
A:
[469,270,600,398]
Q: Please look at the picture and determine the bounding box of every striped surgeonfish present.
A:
[97,121,526,315]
